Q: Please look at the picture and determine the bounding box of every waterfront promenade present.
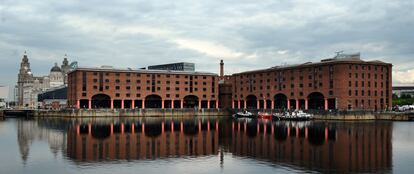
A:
[27,108,414,121]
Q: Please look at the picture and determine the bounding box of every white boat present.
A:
[233,111,255,118]
[273,110,313,121]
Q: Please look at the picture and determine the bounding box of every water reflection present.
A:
[226,119,392,173]
[15,117,392,173]
[66,118,219,161]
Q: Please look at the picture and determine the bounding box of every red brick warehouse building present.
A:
[229,54,392,111]
[67,67,219,109]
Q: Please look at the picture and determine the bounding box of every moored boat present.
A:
[257,112,272,119]
[233,111,255,118]
[273,110,313,121]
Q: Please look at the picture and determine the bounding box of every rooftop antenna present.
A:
[335,50,344,58]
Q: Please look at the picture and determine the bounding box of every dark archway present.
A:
[274,93,287,109]
[308,92,325,110]
[246,95,257,109]
[308,124,326,146]
[184,95,199,108]
[79,99,89,109]
[145,94,162,108]
[91,125,111,140]
[144,123,162,137]
[92,94,111,108]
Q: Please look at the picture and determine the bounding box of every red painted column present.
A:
[121,100,124,109]
[198,100,202,109]
[142,99,145,109]
[232,101,235,109]
[305,127,308,139]
[171,100,174,109]
[110,123,114,135]
[76,100,80,109]
[244,100,247,109]
[142,123,145,133]
[216,100,219,109]
[180,99,184,109]
[264,100,267,109]
[287,99,291,110]
[132,124,135,134]
[207,100,210,109]
[76,125,80,135]
[180,122,184,133]
[110,100,114,109]
[121,123,125,134]
[88,123,92,136]
[132,100,135,109]
[305,99,308,110]
[271,100,275,110]
[296,127,299,138]
[296,99,299,111]
[162,121,165,134]
[88,100,92,109]
[161,100,165,109]
[287,127,290,137]
[257,100,260,109]
[171,121,174,132]
[325,98,328,110]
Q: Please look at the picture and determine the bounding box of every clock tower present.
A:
[17,52,33,106]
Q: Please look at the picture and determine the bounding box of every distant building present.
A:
[16,52,74,108]
[38,86,67,109]
[0,85,8,108]
[393,86,414,97]
[148,62,195,72]
[229,53,392,111]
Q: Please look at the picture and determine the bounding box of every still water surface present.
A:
[0,116,413,174]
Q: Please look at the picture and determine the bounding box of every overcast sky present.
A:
[1,0,414,98]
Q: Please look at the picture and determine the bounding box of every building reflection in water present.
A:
[66,118,219,161]
[226,119,392,173]
[23,117,391,173]
[16,118,67,164]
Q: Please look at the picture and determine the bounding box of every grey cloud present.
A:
[1,0,414,91]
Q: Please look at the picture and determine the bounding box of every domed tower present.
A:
[17,52,34,106]
[49,63,64,88]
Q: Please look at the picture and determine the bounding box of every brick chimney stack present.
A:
[220,59,224,78]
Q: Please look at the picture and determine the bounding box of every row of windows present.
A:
[348,65,388,72]
[92,79,210,85]
[349,73,388,80]
[234,90,334,98]
[91,72,211,79]
[348,81,385,88]
[82,92,215,98]
[238,82,325,91]
[92,85,210,92]
[348,90,385,97]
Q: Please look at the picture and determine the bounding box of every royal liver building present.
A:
[16,52,74,108]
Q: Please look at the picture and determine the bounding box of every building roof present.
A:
[38,86,67,101]
[69,66,218,76]
[51,63,62,72]
[233,55,392,75]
